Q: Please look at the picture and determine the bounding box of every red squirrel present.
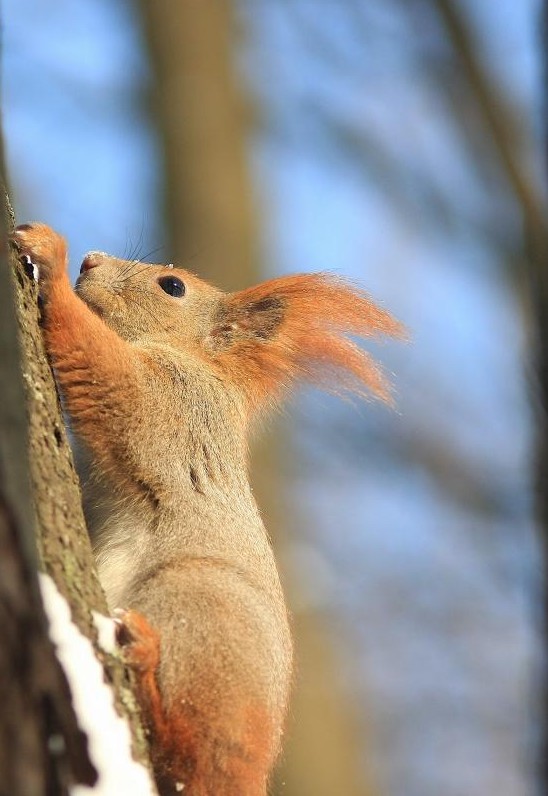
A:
[12,223,403,796]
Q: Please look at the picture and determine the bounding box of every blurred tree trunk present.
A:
[429,0,548,788]
[0,151,154,794]
[136,0,256,288]
[538,5,548,791]
[136,1,376,793]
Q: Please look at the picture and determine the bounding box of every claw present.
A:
[113,609,160,672]
[115,618,135,648]
[13,250,38,282]
[25,257,39,282]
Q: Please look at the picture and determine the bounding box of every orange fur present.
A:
[45,277,142,466]
[14,225,142,472]
[12,223,403,796]
[210,274,405,409]
[119,610,277,796]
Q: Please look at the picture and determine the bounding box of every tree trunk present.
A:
[0,148,155,795]
[0,174,96,791]
[536,7,548,792]
[137,0,258,289]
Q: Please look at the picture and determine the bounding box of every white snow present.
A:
[39,573,156,795]
[91,610,117,655]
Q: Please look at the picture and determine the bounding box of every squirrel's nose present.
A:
[80,252,107,274]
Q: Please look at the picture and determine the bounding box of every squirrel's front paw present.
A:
[115,609,160,673]
[11,223,68,284]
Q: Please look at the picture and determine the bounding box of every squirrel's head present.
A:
[76,252,405,413]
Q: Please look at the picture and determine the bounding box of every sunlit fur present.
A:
[214,273,405,410]
[13,223,403,796]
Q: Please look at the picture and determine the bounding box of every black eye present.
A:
[158,275,185,298]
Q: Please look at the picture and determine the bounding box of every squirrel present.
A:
[12,222,403,796]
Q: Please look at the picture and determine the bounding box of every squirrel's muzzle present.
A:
[80,251,107,274]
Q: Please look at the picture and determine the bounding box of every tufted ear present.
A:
[207,273,405,412]
[209,295,286,348]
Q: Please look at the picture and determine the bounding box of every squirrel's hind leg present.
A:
[118,610,272,796]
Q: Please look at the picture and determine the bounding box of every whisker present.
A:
[117,242,164,283]
[128,223,145,263]
[117,259,142,281]
[116,263,156,285]
[135,244,165,265]
[122,230,130,260]
[182,249,201,264]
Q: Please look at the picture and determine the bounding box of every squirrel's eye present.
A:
[158,275,185,298]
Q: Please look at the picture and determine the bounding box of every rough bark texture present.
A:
[13,245,105,626]
[0,488,96,796]
[9,210,155,777]
[0,186,96,792]
[0,155,156,789]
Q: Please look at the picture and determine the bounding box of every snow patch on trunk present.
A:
[39,573,156,795]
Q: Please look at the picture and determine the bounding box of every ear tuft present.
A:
[209,273,405,411]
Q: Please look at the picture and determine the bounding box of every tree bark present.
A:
[1,168,154,794]
[0,177,96,791]
[11,210,153,749]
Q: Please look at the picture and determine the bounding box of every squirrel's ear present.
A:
[208,295,286,349]
[207,274,405,411]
